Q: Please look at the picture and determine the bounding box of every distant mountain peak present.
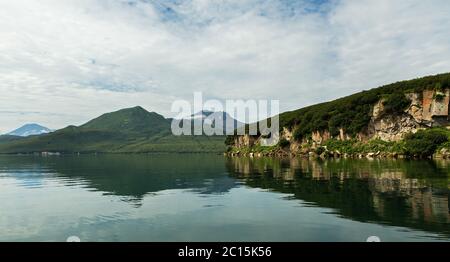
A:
[7,123,52,137]
[113,106,148,114]
[185,110,245,132]
[129,105,147,111]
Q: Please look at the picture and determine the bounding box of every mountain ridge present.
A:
[80,106,170,135]
[0,106,227,154]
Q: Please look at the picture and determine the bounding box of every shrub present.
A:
[278,138,290,148]
[382,92,411,115]
[315,146,326,155]
[360,139,397,153]
[434,92,445,101]
[225,135,236,146]
[323,139,358,154]
[435,82,443,92]
[404,129,449,157]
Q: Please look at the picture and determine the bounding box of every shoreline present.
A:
[1,149,450,160]
[0,151,226,156]
[225,149,450,160]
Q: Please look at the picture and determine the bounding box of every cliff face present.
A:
[230,89,450,153]
[294,89,450,145]
[368,89,450,141]
[233,134,257,148]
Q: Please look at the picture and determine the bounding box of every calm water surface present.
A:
[0,154,448,242]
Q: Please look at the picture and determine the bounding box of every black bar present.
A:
[0,242,448,260]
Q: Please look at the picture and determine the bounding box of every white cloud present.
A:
[0,0,449,132]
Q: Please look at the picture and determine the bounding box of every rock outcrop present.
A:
[369,89,449,141]
[229,88,450,156]
[289,89,450,144]
[233,134,257,148]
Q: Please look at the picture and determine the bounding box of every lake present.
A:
[0,154,448,242]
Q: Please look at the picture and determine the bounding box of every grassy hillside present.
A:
[226,73,450,146]
[280,72,450,140]
[81,106,170,135]
[224,72,450,158]
[0,135,25,144]
[226,72,450,145]
[0,107,226,154]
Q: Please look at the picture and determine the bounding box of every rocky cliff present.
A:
[367,89,450,141]
[228,77,450,158]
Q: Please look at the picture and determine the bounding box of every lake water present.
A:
[0,154,448,242]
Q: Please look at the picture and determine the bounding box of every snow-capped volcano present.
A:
[7,124,52,137]
[185,110,245,133]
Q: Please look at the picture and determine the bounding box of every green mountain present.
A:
[0,135,24,144]
[0,107,226,154]
[80,106,170,135]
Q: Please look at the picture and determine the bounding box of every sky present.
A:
[1,0,450,133]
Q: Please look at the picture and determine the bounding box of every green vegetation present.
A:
[0,135,25,144]
[229,128,450,158]
[275,72,450,141]
[315,146,326,155]
[224,135,235,146]
[278,138,290,148]
[228,144,278,155]
[81,106,169,135]
[434,92,446,101]
[382,92,411,115]
[0,107,226,154]
[403,128,449,157]
[226,72,450,158]
[3,73,450,156]
[311,128,450,157]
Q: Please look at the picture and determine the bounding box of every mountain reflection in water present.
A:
[226,157,450,238]
[0,155,448,241]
